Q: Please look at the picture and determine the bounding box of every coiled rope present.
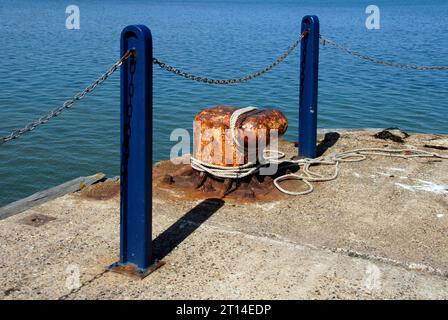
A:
[190,107,448,196]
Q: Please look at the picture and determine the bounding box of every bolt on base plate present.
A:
[107,260,165,279]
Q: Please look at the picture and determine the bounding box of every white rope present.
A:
[191,108,448,195]
[230,106,259,153]
[272,147,448,195]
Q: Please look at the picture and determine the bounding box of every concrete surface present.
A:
[1,130,447,299]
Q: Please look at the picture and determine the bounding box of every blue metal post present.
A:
[299,15,319,158]
[109,25,163,278]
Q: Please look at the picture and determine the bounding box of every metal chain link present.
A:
[320,36,448,70]
[153,31,308,84]
[4,31,445,146]
[0,50,133,145]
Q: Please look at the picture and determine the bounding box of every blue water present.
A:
[0,0,447,206]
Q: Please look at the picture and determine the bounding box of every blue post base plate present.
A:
[107,260,165,279]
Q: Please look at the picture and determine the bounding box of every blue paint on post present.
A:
[299,15,319,158]
[110,25,155,277]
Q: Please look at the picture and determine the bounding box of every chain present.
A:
[0,50,133,145]
[299,28,307,109]
[4,32,445,146]
[153,31,308,84]
[320,36,448,70]
[121,53,136,213]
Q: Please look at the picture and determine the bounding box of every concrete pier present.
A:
[1,130,447,299]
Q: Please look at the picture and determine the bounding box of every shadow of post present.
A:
[153,198,225,261]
